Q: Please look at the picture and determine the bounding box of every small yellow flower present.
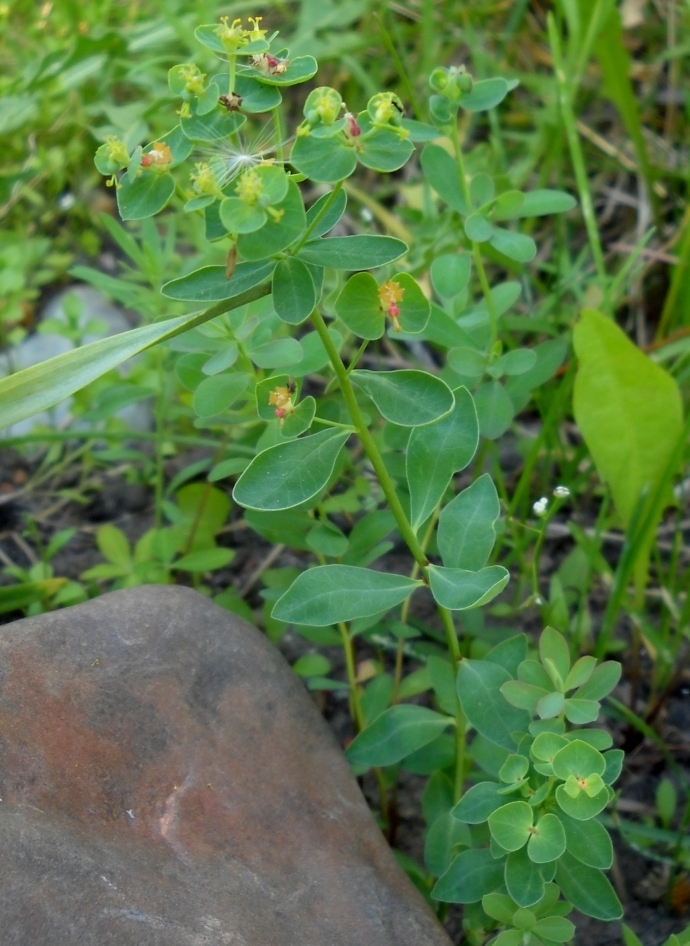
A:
[215,16,245,51]
[246,16,267,41]
[190,162,222,198]
[378,279,405,332]
[268,385,294,421]
[178,63,206,95]
[235,168,264,204]
[103,136,129,167]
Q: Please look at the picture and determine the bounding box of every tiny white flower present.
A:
[360,207,374,223]
[553,485,570,499]
[533,497,548,517]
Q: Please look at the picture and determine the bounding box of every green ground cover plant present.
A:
[1,2,690,943]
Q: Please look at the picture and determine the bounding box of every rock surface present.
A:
[0,586,452,946]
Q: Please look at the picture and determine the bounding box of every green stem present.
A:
[309,308,429,571]
[272,105,284,163]
[450,121,499,344]
[228,54,236,95]
[548,14,606,285]
[338,620,364,731]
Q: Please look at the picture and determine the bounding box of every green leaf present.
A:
[602,749,624,786]
[306,188,347,238]
[97,524,131,565]
[193,372,250,416]
[432,848,506,903]
[306,520,348,557]
[238,179,306,260]
[335,272,384,340]
[499,755,529,784]
[424,811,471,877]
[519,190,576,217]
[219,198,266,234]
[622,926,645,946]
[531,732,568,762]
[532,916,576,942]
[482,893,517,923]
[564,656,597,691]
[273,565,421,626]
[575,661,622,701]
[181,104,245,141]
[553,739,605,780]
[247,337,303,369]
[460,77,510,112]
[420,144,468,214]
[162,261,275,302]
[357,117,415,172]
[563,698,600,724]
[400,118,440,141]
[174,548,235,572]
[298,235,408,270]
[527,813,566,863]
[117,172,175,221]
[556,783,609,821]
[241,55,317,86]
[500,680,548,713]
[539,627,571,683]
[389,273,431,334]
[428,564,509,611]
[491,190,525,221]
[559,812,613,868]
[290,133,357,183]
[233,429,349,511]
[490,348,537,378]
[474,382,515,439]
[573,309,683,528]
[457,660,531,750]
[486,636,528,677]
[555,852,623,920]
[0,292,265,431]
[431,253,472,299]
[350,369,454,427]
[488,801,533,851]
[536,691,565,719]
[464,213,493,242]
[346,704,452,767]
[448,347,487,380]
[505,847,546,907]
[437,473,499,570]
[452,781,506,824]
[407,387,479,529]
[489,228,537,263]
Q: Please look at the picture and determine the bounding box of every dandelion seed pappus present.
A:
[196,123,291,189]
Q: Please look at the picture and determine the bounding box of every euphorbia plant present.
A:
[0,13,623,939]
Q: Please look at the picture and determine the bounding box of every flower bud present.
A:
[429,68,449,92]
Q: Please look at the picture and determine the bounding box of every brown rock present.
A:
[0,586,452,945]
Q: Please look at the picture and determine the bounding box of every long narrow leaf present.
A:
[0,285,269,429]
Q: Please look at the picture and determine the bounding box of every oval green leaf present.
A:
[233,429,349,511]
[298,235,408,270]
[555,852,623,920]
[432,848,506,904]
[437,473,499,570]
[117,172,175,221]
[162,260,275,302]
[428,564,510,611]
[456,660,531,750]
[346,704,452,767]
[272,564,421,626]
[350,369,454,427]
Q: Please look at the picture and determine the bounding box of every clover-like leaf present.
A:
[527,813,566,863]
[488,801,533,852]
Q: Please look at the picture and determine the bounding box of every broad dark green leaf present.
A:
[162,261,275,302]
[233,429,349,511]
[272,565,421,626]
[432,848,505,903]
[428,564,509,611]
[407,387,479,529]
[334,272,384,340]
[505,847,545,907]
[430,253,472,299]
[452,781,505,823]
[290,133,357,182]
[460,77,510,112]
[555,852,623,920]
[437,473,500,570]
[346,704,452,767]
[350,370,454,427]
[272,257,316,324]
[298,235,408,270]
[117,172,175,221]
[193,372,249,416]
[560,812,613,869]
[420,144,468,214]
[424,811,471,877]
[457,660,531,750]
